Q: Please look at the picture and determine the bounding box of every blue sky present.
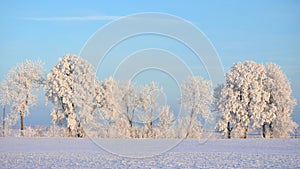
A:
[0,1,299,125]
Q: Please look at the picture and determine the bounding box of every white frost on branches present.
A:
[2,56,297,139]
[263,63,297,138]
[181,76,213,138]
[156,106,175,138]
[3,60,44,136]
[139,82,161,138]
[216,61,297,138]
[45,55,98,137]
[0,80,15,136]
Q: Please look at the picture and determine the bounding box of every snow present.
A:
[1,138,299,168]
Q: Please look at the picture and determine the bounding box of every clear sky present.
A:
[1,1,299,126]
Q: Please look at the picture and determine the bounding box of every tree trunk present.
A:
[148,109,154,137]
[227,122,232,139]
[149,121,153,136]
[77,122,84,138]
[126,106,131,128]
[128,120,133,138]
[2,105,5,137]
[20,94,29,137]
[20,112,24,136]
[68,126,73,137]
[262,122,267,138]
[243,126,248,139]
[269,122,273,138]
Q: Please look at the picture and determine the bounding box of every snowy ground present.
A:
[1,137,300,168]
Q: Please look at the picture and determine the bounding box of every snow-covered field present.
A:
[1,137,300,168]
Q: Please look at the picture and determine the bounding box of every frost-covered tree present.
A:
[181,76,213,138]
[139,82,161,138]
[217,61,267,138]
[0,80,13,136]
[95,77,123,138]
[217,61,297,138]
[262,63,297,138]
[213,84,234,138]
[118,81,140,138]
[215,85,234,139]
[156,106,174,138]
[174,117,186,138]
[45,55,98,137]
[94,79,165,138]
[5,60,44,136]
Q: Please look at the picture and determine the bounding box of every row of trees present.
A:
[0,55,212,138]
[0,55,298,138]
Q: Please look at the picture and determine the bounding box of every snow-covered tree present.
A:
[174,117,184,138]
[213,84,234,138]
[0,80,14,136]
[139,82,161,138]
[262,63,297,138]
[215,85,234,139]
[93,79,165,138]
[180,76,213,138]
[45,55,98,137]
[155,105,174,138]
[217,61,267,138]
[217,61,297,138]
[118,81,140,138]
[95,77,123,138]
[4,60,44,136]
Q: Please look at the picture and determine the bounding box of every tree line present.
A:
[0,55,297,138]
